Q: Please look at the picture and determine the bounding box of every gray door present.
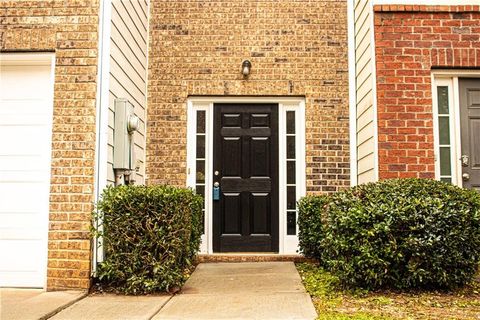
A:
[459,78,480,190]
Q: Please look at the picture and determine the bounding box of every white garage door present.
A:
[0,54,54,288]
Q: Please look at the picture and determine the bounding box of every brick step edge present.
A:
[195,254,314,263]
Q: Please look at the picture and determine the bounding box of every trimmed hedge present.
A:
[93,185,203,294]
[298,179,480,290]
[297,195,330,260]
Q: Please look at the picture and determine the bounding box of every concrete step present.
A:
[196,254,311,263]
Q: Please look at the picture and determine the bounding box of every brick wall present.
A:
[147,0,350,193]
[1,0,100,290]
[374,5,480,179]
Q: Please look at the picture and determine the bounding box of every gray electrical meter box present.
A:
[113,99,139,171]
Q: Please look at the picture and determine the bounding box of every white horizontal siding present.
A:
[358,158,375,184]
[354,0,376,184]
[107,0,149,185]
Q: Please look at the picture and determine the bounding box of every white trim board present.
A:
[347,0,357,186]
[143,0,151,183]
[93,0,112,269]
[369,0,380,182]
[373,0,480,5]
[0,53,54,65]
[187,97,306,254]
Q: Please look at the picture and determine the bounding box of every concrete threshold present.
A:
[196,253,311,263]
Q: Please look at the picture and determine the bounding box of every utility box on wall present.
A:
[113,98,139,184]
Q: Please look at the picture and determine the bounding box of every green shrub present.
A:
[93,185,203,294]
[299,179,480,290]
[297,195,330,260]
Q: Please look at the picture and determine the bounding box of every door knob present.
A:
[463,173,470,181]
[461,155,469,167]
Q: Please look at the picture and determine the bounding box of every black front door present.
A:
[213,103,279,252]
[459,78,480,190]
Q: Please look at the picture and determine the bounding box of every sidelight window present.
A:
[195,110,206,234]
[433,78,459,185]
[436,86,453,183]
[286,111,297,235]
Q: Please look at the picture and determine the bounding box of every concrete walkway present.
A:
[50,294,171,320]
[2,262,316,320]
[0,289,86,320]
[154,262,317,320]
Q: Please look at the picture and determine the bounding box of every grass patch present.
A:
[297,262,480,320]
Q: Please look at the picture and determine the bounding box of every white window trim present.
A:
[1,52,56,289]
[187,97,306,254]
[432,70,480,187]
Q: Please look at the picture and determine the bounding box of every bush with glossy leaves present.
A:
[93,185,203,294]
[298,179,480,290]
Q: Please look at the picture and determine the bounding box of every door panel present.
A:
[471,119,480,169]
[223,193,242,234]
[222,137,242,176]
[213,103,279,252]
[251,193,270,234]
[250,137,270,176]
[459,79,480,191]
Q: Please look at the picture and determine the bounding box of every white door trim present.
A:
[431,70,480,187]
[187,97,306,254]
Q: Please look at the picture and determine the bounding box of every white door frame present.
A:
[187,97,306,254]
[432,70,480,187]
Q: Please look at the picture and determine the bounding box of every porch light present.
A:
[242,60,252,77]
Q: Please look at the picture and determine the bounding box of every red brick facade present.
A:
[374,5,480,179]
